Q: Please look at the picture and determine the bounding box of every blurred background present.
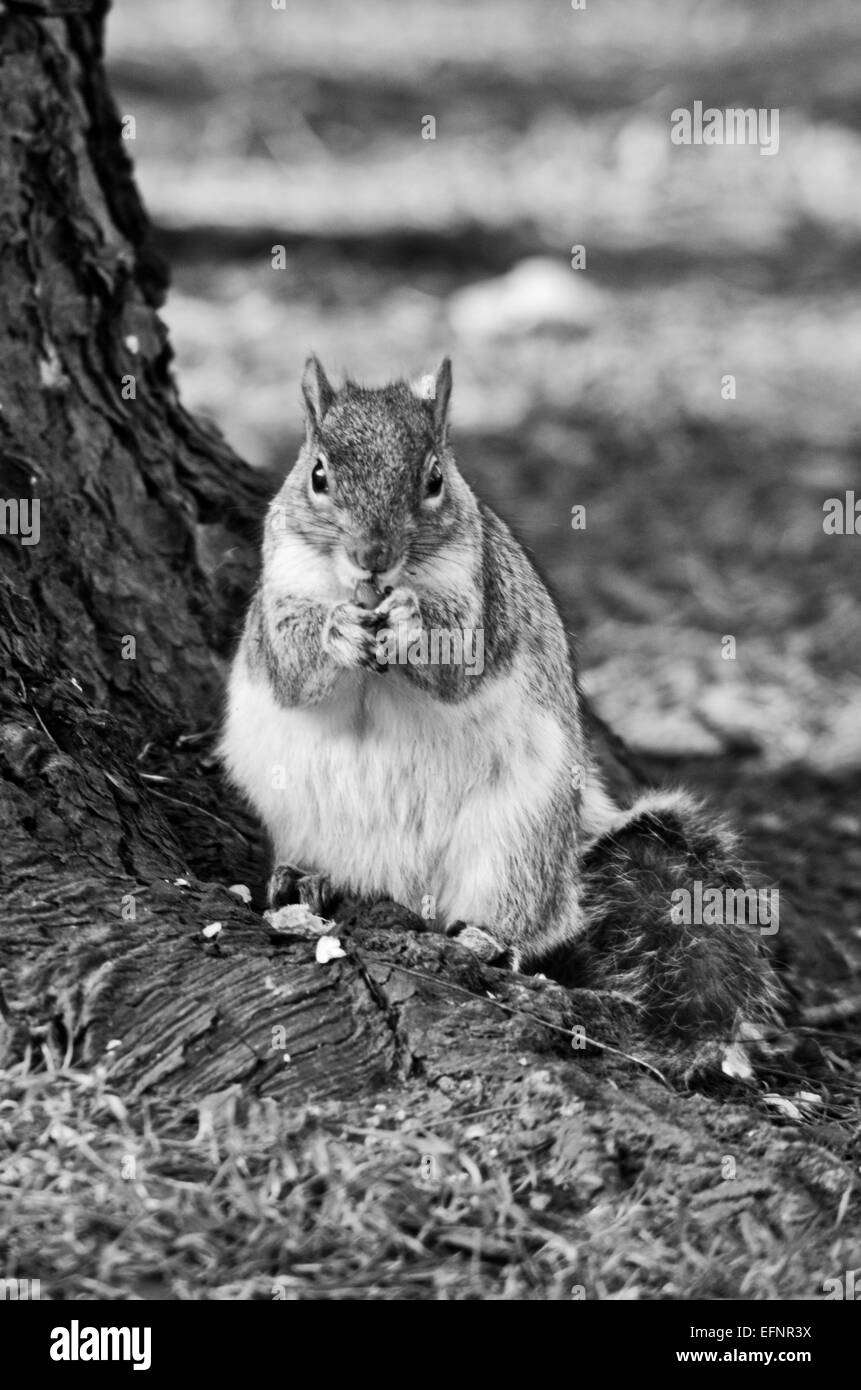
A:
[107,0,861,777]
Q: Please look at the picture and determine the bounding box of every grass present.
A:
[2,1034,859,1300]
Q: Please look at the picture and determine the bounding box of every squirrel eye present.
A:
[310,457,329,495]
[425,456,443,499]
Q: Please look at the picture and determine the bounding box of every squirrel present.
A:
[220,356,782,1047]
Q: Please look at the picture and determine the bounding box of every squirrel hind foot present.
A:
[268,864,340,917]
[267,863,302,910]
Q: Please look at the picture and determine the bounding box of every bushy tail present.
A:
[553,790,784,1041]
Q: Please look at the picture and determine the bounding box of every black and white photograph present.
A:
[1,0,860,1337]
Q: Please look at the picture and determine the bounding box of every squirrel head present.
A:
[267,355,478,591]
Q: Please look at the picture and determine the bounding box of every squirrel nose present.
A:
[349,538,396,573]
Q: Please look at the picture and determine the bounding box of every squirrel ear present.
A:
[411,357,452,440]
[301,355,335,435]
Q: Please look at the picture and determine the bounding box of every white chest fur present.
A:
[222,655,568,927]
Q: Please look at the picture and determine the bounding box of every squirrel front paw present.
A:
[374,585,422,662]
[322,600,380,670]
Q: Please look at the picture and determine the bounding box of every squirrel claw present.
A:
[447,921,510,965]
[267,864,339,916]
[375,584,420,620]
[374,585,422,649]
[297,871,339,917]
[267,863,303,910]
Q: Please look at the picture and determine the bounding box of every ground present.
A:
[1,0,859,1300]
